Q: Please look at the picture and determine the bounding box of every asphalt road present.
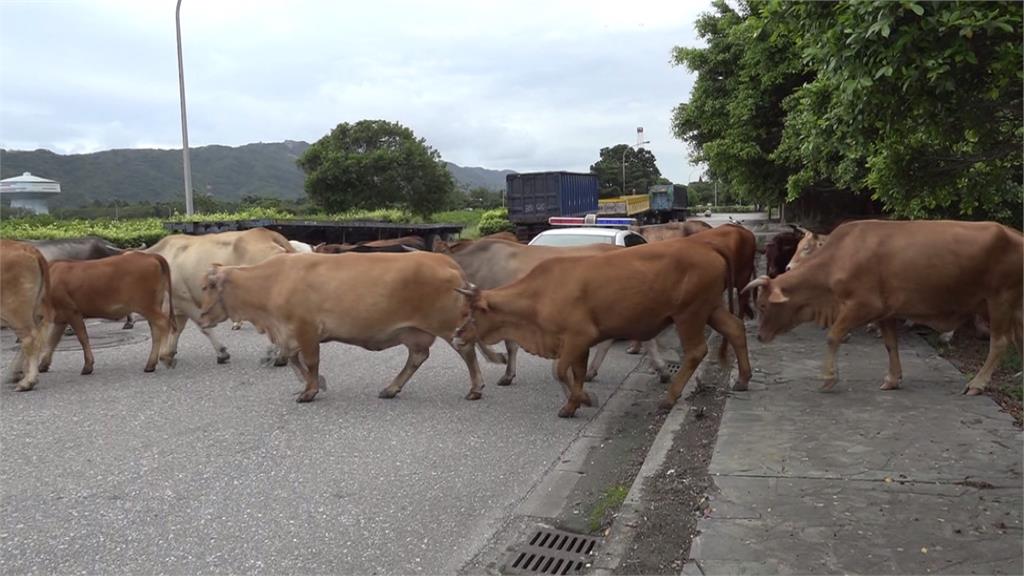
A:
[0,318,642,574]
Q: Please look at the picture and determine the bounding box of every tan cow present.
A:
[0,240,52,391]
[39,251,176,375]
[145,228,296,364]
[196,252,483,403]
[435,238,671,386]
[631,220,711,243]
[689,223,757,319]
[453,237,752,418]
[743,220,1022,395]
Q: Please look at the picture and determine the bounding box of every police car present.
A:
[527,216,648,247]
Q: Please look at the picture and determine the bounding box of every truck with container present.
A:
[505,171,599,241]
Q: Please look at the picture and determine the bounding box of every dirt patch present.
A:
[614,375,730,574]
[919,327,1022,428]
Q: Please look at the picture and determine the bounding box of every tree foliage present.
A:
[590,145,663,198]
[296,120,455,216]
[674,0,1022,224]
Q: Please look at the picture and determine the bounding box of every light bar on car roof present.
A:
[548,216,637,226]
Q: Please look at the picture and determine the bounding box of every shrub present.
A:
[477,208,514,236]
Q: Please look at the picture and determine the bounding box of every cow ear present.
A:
[768,285,789,304]
[434,240,451,254]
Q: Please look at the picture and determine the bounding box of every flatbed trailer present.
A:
[163,219,465,250]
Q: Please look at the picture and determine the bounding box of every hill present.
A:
[0,142,514,207]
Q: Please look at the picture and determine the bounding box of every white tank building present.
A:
[0,172,61,214]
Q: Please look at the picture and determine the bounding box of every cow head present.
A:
[786,231,827,271]
[452,283,496,348]
[197,264,229,329]
[742,275,803,343]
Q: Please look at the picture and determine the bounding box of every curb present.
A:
[590,355,736,575]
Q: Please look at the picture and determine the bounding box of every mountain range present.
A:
[0,141,515,207]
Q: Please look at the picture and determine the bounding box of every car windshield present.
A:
[532,234,615,247]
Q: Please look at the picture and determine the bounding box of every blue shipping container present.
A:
[505,172,599,224]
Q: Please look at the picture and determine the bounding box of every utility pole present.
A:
[176,0,194,216]
[621,127,651,196]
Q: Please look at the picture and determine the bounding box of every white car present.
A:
[528,226,648,248]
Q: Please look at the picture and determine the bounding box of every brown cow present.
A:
[1,240,51,391]
[313,235,426,254]
[743,220,1022,395]
[196,252,483,403]
[453,237,752,417]
[145,228,296,364]
[689,223,757,319]
[39,251,176,375]
[436,238,671,386]
[631,220,711,243]
[764,226,805,278]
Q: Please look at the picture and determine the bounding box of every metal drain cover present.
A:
[640,358,681,375]
[503,527,601,575]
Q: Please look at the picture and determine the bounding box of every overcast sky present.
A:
[0,0,710,184]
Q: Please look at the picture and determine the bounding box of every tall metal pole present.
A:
[176,0,194,216]
[621,147,628,195]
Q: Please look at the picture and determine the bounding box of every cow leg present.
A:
[554,346,592,418]
[662,320,709,410]
[646,339,670,383]
[11,325,43,391]
[67,315,94,375]
[625,340,643,354]
[476,343,508,365]
[707,306,752,391]
[162,313,189,363]
[378,331,435,399]
[585,340,613,382]
[198,324,231,364]
[821,308,873,391]
[294,336,323,403]
[453,340,485,400]
[38,321,68,374]
[122,314,135,329]
[878,319,903,390]
[495,341,518,386]
[142,310,173,372]
[964,299,1015,396]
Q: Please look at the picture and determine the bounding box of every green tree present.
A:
[590,145,663,198]
[297,120,455,216]
[770,0,1022,223]
[672,0,812,207]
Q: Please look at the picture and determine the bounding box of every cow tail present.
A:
[32,249,53,326]
[154,254,177,332]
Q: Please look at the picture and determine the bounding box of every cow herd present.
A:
[1,218,1021,418]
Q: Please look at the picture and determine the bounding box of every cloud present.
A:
[0,0,711,183]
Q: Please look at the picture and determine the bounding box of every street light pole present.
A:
[620,140,651,195]
[175,0,194,216]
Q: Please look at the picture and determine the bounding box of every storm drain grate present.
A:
[503,527,601,575]
[640,358,681,376]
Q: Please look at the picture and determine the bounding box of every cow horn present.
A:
[741,275,770,295]
[455,283,479,298]
[401,244,418,252]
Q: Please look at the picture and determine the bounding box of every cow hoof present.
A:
[81,366,93,376]
[465,390,482,401]
[14,382,35,392]
[162,357,177,369]
[557,405,578,418]
[38,364,50,373]
[820,378,837,392]
[584,371,597,382]
[732,380,749,392]
[217,354,230,365]
[378,388,398,399]
[657,398,676,413]
[964,387,984,396]
[625,345,642,355]
[144,366,156,373]
[880,378,901,390]
[583,392,599,408]
[273,357,288,367]
[658,372,671,384]
[496,376,514,386]
[296,391,317,403]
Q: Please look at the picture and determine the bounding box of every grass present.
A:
[587,484,629,533]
